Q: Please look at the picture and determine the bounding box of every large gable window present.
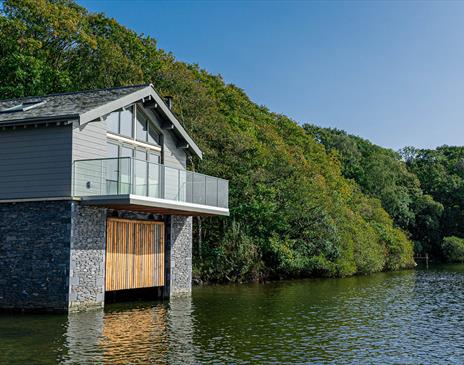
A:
[136,111,148,142]
[148,125,161,146]
[119,109,133,137]
[106,105,161,147]
[136,109,161,146]
[106,106,134,138]
[106,112,119,134]
[106,140,162,197]
[106,105,163,197]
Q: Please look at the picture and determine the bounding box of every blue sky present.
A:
[77,0,464,150]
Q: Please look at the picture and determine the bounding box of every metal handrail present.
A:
[73,157,229,209]
[74,157,229,182]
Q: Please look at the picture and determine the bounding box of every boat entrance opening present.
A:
[105,218,165,293]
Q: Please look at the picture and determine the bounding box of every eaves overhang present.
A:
[0,114,78,127]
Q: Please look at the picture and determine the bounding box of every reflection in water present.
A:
[0,312,67,365]
[60,297,194,365]
[62,310,105,364]
[2,266,464,364]
[165,297,195,364]
[101,305,168,365]
[62,304,169,365]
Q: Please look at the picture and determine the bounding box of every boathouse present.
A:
[0,85,229,312]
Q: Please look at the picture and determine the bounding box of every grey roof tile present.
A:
[0,83,203,159]
[0,84,149,123]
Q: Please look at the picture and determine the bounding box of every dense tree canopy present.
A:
[0,0,416,281]
[401,146,464,257]
[304,126,445,257]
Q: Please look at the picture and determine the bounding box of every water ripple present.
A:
[2,265,464,364]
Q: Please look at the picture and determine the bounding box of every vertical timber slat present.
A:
[105,218,165,291]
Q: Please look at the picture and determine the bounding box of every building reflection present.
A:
[101,304,169,364]
[61,309,105,364]
[62,297,195,364]
[165,296,195,364]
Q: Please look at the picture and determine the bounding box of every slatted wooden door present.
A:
[106,218,165,291]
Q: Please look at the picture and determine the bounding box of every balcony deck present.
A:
[73,157,229,216]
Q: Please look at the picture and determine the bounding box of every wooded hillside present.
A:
[0,0,418,281]
[305,126,464,264]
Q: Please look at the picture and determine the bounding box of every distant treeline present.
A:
[306,126,464,263]
[2,0,459,284]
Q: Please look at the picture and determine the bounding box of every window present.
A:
[134,149,147,195]
[149,152,160,164]
[105,107,134,137]
[148,153,161,198]
[106,142,119,194]
[106,113,119,134]
[148,125,161,146]
[108,141,160,162]
[105,105,163,196]
[106,142,133,194]
[120,145,134,158]
[137,108,161,146]
[136,112,148,143]
[107,141,119,158]
[119,109,133,137]
[107,106,161,148]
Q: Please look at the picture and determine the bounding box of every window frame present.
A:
[105,104,162,151]
[105,104,165,197]
[135,106,162,147]
[105,139,161,196]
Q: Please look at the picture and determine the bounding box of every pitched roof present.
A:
[0,84,202,159]
[0,84,148,123]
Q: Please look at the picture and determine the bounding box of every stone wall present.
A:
[166,216,193,297]
[0,200,194,311]
[69,203,107,311]
[0,201,72,311]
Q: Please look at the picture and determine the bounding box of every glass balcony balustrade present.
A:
[73,157,229,209]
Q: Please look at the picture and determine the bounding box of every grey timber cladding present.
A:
[71,120,108,197]
[72,119,107,161]
[0,125,73,199]
[164,129,187,169]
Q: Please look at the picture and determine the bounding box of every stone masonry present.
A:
[69,203,107,311]
[166,216,193,297]
[0,201,193,311]
[0,201,72,311]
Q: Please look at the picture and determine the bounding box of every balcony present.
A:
[73,157,229,216]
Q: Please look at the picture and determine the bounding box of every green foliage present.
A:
[304,125,447,260]
[195,221,263,283]
[401,146,464,259]
[408,194,444,255]
[0,0,415,281]
[442,236,464,263]
[304,126,427,228]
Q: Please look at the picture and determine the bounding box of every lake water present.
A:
[1,265,464,364]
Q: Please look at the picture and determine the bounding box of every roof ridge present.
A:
[0,84,152,103]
